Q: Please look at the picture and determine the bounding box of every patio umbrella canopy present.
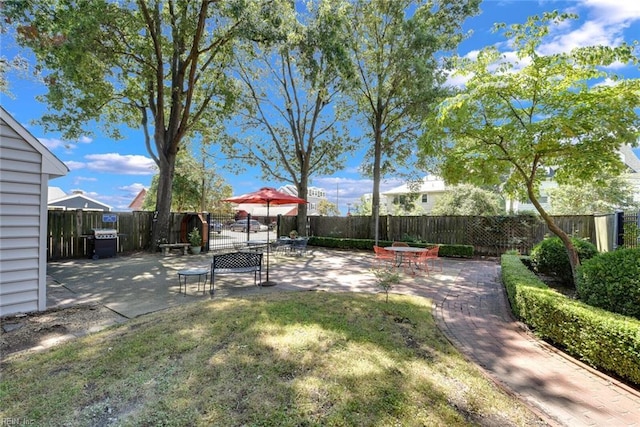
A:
[223,187,307,286]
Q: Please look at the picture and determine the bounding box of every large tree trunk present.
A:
[371,107,383,245]
[527,184,580,284]
[150,147,177,252]
[297,179,309,237]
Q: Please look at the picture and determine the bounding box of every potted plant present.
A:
[289,230,299,239]
[188,227,202,254]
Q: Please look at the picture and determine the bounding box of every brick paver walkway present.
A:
[428,260,640,427]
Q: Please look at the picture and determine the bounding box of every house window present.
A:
[393,195,407,205]
[421,194,428,203]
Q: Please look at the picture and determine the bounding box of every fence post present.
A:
[615,210,624,250]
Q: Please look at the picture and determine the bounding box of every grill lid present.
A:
[92,229,118,239]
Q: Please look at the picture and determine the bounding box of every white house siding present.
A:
[0,124,44,315]
[0,107,67,317]
[381,176,448,214]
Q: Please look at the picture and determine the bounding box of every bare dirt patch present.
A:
[1,304,128,357]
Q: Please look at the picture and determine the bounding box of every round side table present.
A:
[177,268,209,295]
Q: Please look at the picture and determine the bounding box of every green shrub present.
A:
[501,254,640,386]
[530,236,598,283]
[577,248,640,320]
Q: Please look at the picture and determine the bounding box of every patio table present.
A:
[177,268,209,295]
[384,246,427,270]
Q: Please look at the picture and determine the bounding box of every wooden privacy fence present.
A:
[47,210,154,260]
[48,211,607,259]
[300,214,599,256]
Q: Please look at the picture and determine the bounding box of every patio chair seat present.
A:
[290,237,309,256]
[373,245,396,269]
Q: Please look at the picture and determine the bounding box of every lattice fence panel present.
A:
[467,215,543,256]
[622,211,640,248]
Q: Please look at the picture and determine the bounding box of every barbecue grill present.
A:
[88,228,118,259]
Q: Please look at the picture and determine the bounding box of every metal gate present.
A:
[618,211,640,249]
[205,213,285,252]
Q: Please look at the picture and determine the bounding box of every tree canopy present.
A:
[431,185,503,216]
[223,0,356,234]
[142,149,233,214]
[420,11,640,283]
[4,0,285,249]
[345,0,480,242]
[547,175,640,215]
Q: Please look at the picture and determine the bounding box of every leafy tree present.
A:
[389,194,425,215]
[420,12,640,284]
[431,184,503,216]
[346,0,480,243]
[223,0,355,236]
[4,0,283,250]
[352,195,388,216]
[317,199,341,216]
[352,195,373,216]
[0,49,28,97]
[547,175,640,215]
[142,149,233,214]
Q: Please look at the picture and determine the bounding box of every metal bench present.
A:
[159,243,190,255]
[210,251,263,294]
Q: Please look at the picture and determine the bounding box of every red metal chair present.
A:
[423,246,442,272]
[373,245,397,269]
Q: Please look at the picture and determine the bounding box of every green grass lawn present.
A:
[0,292,545,426]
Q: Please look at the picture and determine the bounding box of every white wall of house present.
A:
[509,179,555,213]
[0,107,68,317]
[510,146,640,213]
[381,175,447,214]
[278,184,327,215]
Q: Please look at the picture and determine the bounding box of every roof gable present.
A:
[48,192,112,211]
[382,176,447,195]
[0,106,68,177]
[128,188,147,210]
[620,144,640,173]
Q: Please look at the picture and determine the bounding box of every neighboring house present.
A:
[508,169,555,213]
[278,184,327,215]
[128,188,148,211]
[620,144,640,204]
[381,175,448,214]
[0,106,69,317]
[48,187,112,211]
[512,145,640,213]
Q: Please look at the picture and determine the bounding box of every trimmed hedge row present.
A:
[501,254,640,386]
[307,237,474,258]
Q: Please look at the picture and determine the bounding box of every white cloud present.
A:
[39,138,67,150]
[314,176,404,208]
[39,136,92,152]
[64,160,86,171]
[118,182,147,195]
[84,153,156,175]
[536,1,640,55]
[72,176,97,186]
[70,189,100,198]
[580,0,640,25]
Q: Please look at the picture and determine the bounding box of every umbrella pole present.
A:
[263,201,276,286]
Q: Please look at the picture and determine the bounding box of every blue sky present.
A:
[2,0,640,212]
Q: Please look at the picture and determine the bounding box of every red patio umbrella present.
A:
[223,187,307,286]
